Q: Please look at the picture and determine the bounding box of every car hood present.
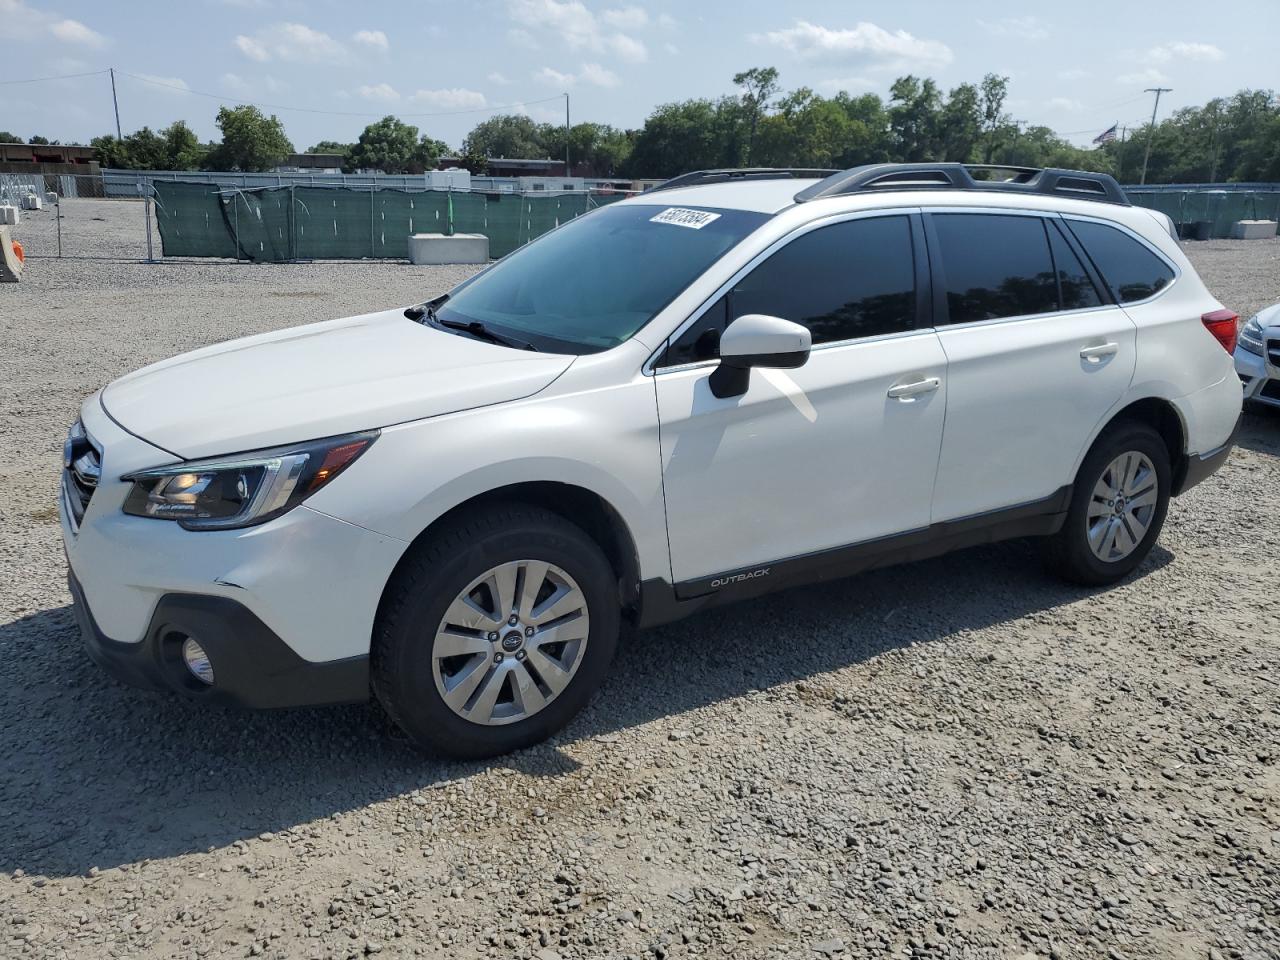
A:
[101,308,574,459]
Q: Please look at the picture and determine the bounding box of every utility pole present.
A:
[1115,125,1128,183]
[1140,86,1172,185]
[109,67,122,139]
[563,92,570,176]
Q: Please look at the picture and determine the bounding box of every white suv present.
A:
[61,163,1242,758]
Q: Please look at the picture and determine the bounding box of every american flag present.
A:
[1092,124,1118,145]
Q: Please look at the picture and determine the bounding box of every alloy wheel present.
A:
[431,560,590,726]
[1087,451,1159,563]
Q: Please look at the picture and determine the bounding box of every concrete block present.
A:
[1231,219,1277,240]
[21,193,42,211]
[408,232,489,265]
[0,206,18,226]
[45,191,58,207]
[0,226,22,282]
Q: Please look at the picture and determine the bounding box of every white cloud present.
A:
[357,82,399,102]
[756,20,952,70]
[352,29,389,51]
[1117,67,1170,86]
[1047,96,1083,112]
[508,0,647,62]
[487,71,509,84]
[222,72,283,96]
[507,27,540,49]
[1144,40,1224,63]
[49,17,107,47]
[535,63,618,88]
[410,88,488,109]
[657,13,677,29]
[535,66,576,87]
[234,22,347,63]
[578,63,620,87]
[602,5,646,29]
[977,16,1048,41]
[134,73,190,95]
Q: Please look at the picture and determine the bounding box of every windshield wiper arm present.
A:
[432,316,537,352]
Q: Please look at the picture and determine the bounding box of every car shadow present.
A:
[0,537,1173,879]
[1238,404,1280,455]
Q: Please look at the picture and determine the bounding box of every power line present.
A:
[118,71,565,119]
[0,69,110,85]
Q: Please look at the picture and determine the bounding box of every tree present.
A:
[307,140,352,153]
[888,76,942,161]
[28,135,51,145]
[733,66,780,164]
[163,121,204,170]
[979,74,1010,163]
[345,116,444,173]
[625,98,746,177]
[206,105,293,172]
[539,121,632,175]
[0,131,20,143]
[939,82,981,162]
[461,114,546,160]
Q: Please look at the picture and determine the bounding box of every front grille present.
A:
[1267,338,1280,368]
[1261,380,1280,402]
[62,425,100,527]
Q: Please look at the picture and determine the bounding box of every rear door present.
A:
[654,212,949,587]
[926,210,1137,521]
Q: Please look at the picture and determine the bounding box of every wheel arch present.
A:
[1078,395,1190,494]
[376,481,645,628]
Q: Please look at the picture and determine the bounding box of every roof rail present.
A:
[794,163,1130,206]
[649,167,839,194]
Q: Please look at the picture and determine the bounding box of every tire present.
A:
[372,503,620,759]
[1041,420,1171,586]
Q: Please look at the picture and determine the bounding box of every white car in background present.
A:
[1235,303,1280,408]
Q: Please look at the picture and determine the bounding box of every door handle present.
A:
[887,376,941,399]
[1080,342,1119,363]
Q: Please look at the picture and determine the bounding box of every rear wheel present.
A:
[372,504,620,758]
[1042,421,1171,586]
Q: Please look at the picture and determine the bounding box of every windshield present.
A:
[434,203,769,354]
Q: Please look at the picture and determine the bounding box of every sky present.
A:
[2,0,1277,153]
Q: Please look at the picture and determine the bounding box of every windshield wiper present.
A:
[432,315,538,352]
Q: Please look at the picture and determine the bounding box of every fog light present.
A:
[181,636,215,685]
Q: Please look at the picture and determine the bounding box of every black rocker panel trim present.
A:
[637,485,1071,628]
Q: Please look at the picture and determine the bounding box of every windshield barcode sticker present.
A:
[650,207,721,229]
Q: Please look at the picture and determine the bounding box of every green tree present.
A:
[0,131,20,143]
[538,121,633,175]
[162,121,204,170]
[733,66,780,164]
[940,82,981,162]
[461,114,546,160]
[979,74,1010,163]
[206,105,293,172]
[888,76,942,161]
[307,140,352,153]
[625,98,747,177]
[28,135,51,145]
[348,116,420,173]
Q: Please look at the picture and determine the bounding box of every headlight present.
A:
[1238,314,1265,356]
[122,431,377,530]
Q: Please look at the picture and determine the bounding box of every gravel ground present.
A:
[1,200,1278,960]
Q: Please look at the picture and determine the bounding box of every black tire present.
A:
[1041,420,1171,586]
[372,503,620,759]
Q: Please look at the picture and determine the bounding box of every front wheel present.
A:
[1042,421,1171,586]
[372,504,620,759]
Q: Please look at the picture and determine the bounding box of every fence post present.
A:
[55,192,62,258]
[370,183,376,258]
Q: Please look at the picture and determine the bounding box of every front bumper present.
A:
[1235,342,1280,408]
[69,572,369,708]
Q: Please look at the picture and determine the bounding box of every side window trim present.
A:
[648,207,928,374]
[1047,215,1114,306]
[1059,214,1180,307]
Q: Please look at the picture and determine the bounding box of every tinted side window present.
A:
[658,215,917,366]
[1047,221,1103,310]
[933,214,1058,324]
[732,215,916,345]
[1066,219,1174,303]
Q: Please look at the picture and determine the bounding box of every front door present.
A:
[653,212,948,590]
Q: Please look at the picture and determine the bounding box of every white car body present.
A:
[60,166,1242,720]
[1235,301,1280,408]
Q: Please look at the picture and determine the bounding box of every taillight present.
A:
[1201,309,1239,354]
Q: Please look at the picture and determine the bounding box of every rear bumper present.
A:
[69,572,369,709]
[1172,415,1239,496]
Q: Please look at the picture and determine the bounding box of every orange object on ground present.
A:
[10,240,22,264]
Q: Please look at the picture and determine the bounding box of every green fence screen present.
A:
[1123,189,1280,239]
[153,181,626,261]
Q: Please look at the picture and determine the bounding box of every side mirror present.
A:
[708,314,811,398]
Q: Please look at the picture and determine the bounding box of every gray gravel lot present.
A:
[1,200,1278,960]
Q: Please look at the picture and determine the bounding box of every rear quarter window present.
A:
[1066,219,1175,304]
